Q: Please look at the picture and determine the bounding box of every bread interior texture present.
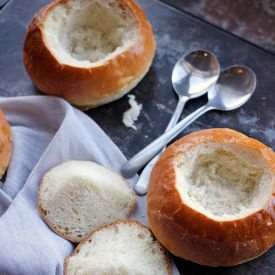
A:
[40,161,135,241]
[43,0,138,67]
[66,223,169,275]
[175,143,273,220]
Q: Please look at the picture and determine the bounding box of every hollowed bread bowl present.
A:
[147,128,275,266]
[23,0,156,110]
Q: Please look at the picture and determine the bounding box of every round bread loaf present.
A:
[23,0,156,110]
[147,128,275,266]
[0,109,12,179]
[38,161,136,243]
[64,220,172,275]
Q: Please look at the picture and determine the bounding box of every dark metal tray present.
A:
[1,0,275,274]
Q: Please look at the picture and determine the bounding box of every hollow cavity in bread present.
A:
[175,143,273,220]
[43,0,138,67]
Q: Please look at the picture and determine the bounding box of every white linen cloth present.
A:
[0,96,179,275]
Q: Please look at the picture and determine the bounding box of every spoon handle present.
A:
[134,153,159,195]
[164,97,188,132]
[134,97,188,195]
[121,103,214,178]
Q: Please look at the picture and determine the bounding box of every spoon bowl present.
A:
[133,50,220,194]
[208,65,256,111]
[172,50,220,98]
[166,50,220,130]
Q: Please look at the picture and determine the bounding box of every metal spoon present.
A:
[122,65,256,180]
[166,50,220,128]
[132,50,220,195]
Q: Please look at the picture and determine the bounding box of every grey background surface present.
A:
[1,0,275,274]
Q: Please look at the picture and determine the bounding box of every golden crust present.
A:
[23,0,156,109]
[0,109,12,179]
[63,220,172,275]
[38,162,137,243]
[147,128,275,266]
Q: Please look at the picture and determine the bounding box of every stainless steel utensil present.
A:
[133,50,220,194]
[122,65,256,183]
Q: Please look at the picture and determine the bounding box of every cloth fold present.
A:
[0,96,179,275]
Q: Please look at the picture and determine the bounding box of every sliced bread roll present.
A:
[38,161,136,242]
[64,220,171,275]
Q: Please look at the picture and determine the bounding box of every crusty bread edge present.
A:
[147,128,275,266]
[38,160,137,243]
[77,60,153,110]
[63,219,172,275]
[0,108,12,180]
[23,0,156,110]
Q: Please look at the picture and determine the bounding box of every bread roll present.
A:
[0,109,12,179]
[23,0,156,110]
[147,128,275,266]
[64,220,171,275]
[38,161,136,242]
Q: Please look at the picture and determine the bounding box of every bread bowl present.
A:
[147,128,275,266]
[38,161,136,242]
[64,220,172,275]
[23,0,156,110]
[0,109,12,179]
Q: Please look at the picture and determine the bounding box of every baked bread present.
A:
[64,220,172,275]
[0,108,12,179]
[23,0,156,110]
[147,128,275,266]
[38,161,136,242]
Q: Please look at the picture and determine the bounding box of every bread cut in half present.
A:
[0,108,12,179]
[147,128,275,266]
[64,220,172,275]
[38,161,136,243]
[23,0,156,110]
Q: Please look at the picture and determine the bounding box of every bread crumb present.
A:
[122,95,142,130]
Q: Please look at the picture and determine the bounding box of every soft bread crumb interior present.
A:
[43,0,138,67]
[66,222,169,275]
[175,143,273,220]
[122,95,143,130]
[40,161,135,241]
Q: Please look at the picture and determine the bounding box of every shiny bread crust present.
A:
[0,109,12,179]
[23,0,156,110]
[147,128,275,266]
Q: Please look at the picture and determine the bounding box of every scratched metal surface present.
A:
[1,0,275,274]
